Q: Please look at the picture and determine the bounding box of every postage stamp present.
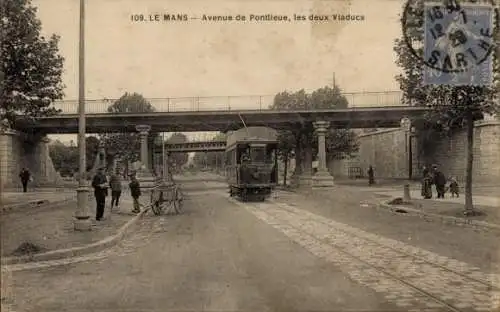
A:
[402,0,498,86]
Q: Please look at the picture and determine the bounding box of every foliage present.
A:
[49,136,100,176]
[326,129,359,160]
[99,92,156,163]
[276,129,295,163]
[394,0,499,211]
[106,92,156,113]
[0,0,65,126]
[192,132,227,169]
[85,136,100,171]
[165,132,189,170]
[49,140,77,177]
[270,86,359,159]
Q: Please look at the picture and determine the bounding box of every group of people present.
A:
[91,167,142,221]
[365,164,459,199]
[421,164,459,199]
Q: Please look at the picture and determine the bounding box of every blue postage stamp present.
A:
[423,2,495,86]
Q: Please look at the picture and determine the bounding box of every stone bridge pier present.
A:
[135,124,157,188]
[0,127,62,189]
[290,120,335,189]
[312,121,334,187]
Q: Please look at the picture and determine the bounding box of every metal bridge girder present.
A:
[156,140,227,153]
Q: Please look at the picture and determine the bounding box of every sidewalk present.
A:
[357,186,500,228]
[1,189,75,208]
[1,195,146,262]
[280,183,500,230]
[374,189,500,208]
[381,197,500,227]
[339,180,500,198]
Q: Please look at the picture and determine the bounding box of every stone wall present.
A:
[0,130,24,189]
[328,121,500,184]
[423,121,500,184]
[0,130,62,189]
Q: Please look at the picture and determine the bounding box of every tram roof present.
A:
[225,138,278,151]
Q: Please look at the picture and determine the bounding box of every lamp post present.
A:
[74,0,91,231]
[162,132,167,181]
[400,117,412,179]
[400,117,412,201]
[409,126,416,180]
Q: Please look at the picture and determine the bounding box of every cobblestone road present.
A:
[228,197,500,312]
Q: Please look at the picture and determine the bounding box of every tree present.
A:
[106,92,155,113]
[395,0,499,214]
[98,92,157,172]
[49,136,100,176]
[49,140,77,177]
[165,132,189,172]
[0,0,65,127]
[276,129,295,186]
[270,86,359,180]
[85,136,100,171]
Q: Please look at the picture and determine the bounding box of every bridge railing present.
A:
[50,91,404,114]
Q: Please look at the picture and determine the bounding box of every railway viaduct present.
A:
[1,104,429,188]
[3,92,498,188]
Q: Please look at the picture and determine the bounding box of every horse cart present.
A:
[149,173,184,216]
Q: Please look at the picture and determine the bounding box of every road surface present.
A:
[2,176,499,312]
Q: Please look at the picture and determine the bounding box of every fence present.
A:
[50,91,404,114]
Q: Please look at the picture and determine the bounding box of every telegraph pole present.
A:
[74,0,91,231]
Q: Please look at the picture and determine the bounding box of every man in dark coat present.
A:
[368,165,375,186]
[19,168,31,193]
[92,167,108,221]
[432,165,447,199]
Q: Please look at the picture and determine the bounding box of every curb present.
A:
[377,199,500,232]
[1,198,74,214]
[1,207,151,266]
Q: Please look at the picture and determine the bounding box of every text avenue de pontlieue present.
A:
[130,13,365,23]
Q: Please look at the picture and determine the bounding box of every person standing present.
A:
[19,168,31,193]
[92,167,108,221]
[421,165,432,199]
[109,169,122,212]
[432,164,447,199]
[368,165,375,186]
[129,172,142,214]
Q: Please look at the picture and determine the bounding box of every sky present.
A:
[31,0,405,142]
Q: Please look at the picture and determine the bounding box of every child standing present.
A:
[449,177,460,198]
[128,172,142,213]
[109,169,122,212]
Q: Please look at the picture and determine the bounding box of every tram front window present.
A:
[251,147,266,163]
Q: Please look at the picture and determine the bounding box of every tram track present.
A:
[263,207,464,312]
[271,201,499,292]
[226,195,499,312]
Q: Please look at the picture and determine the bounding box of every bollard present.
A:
[403,183,411,202]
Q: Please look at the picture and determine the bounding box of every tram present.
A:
[225,127,278,201]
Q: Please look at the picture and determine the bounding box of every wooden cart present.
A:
[150,173,184,216]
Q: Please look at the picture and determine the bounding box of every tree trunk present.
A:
[464,110,474,212]
[283,153,288,186]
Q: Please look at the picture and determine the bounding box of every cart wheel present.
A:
[151,200,161,216]
[173,188,183,214]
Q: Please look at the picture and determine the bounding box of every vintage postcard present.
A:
[1,0,499,311]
